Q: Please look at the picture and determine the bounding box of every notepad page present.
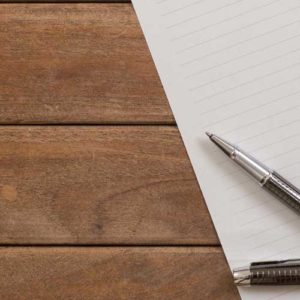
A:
[132,1,300,299]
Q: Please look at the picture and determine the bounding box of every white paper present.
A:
[132,0,300,299]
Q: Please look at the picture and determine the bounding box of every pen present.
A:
[233,259,300,286]
[206,132,300,214]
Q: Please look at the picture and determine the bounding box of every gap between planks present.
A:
[0,245,222,248]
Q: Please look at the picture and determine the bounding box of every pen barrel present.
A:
[250,265,300,285]
[263,172,300,214]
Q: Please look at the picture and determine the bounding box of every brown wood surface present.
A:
[0,4,172,124]
[0,247,239,300]
[0,126,217,245]
[0,3,238,299]
[0,0,129,2]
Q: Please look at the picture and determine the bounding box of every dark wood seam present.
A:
[0,244,221,247]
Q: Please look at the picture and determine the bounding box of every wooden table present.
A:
[0,2,240,299]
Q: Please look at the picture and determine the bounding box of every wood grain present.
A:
[0,0,130,2]
[0,0,129,2]
[0,2,236,298]
[0,126,217,245]
[0,4,172,124]
[0,247,239,300]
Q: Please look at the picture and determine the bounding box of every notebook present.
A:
[132,1,300,299]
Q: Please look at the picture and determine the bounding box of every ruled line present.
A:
[181,26,300,66]
[203,108,300,161]
[156,0,169,5]
[166,0,243,29]
[162,0,206,16]
[183,32,300,77]
[251,230,300,250]
[171,3,300,42]
[244,216,299,239]
[194,62,300,104]
[262,243,300,260]
[203,88,300,131]
[188,48,300,88]
[268,289,300,300]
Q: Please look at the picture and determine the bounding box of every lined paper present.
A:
[132,1,300,299]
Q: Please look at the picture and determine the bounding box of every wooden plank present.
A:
[0,4,172,124]
[0,126,217,245]
[0,0,130,2]
[0,247,239,300]
[0,0,131,1]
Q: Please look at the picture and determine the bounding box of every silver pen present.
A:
[233,259,300,286]
[206,132,300,214]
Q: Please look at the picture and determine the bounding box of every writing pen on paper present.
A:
[206,132,300,214]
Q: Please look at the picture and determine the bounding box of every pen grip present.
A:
[263,172,300,214]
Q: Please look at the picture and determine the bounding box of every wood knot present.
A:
[1,185,17,202]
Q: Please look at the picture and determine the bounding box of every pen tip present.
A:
[205,131,213,138]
